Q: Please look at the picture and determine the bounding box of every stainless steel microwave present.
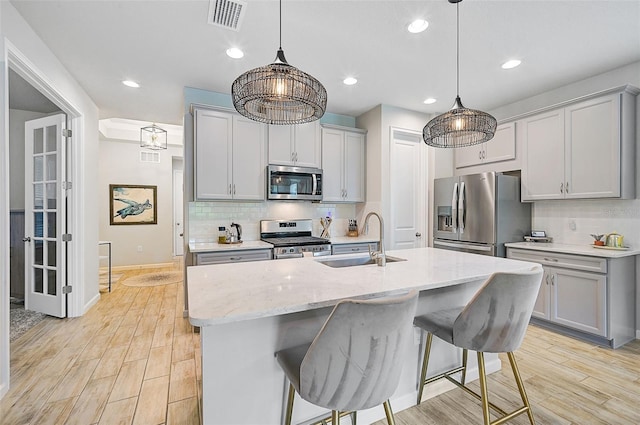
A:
[267,165,323,201]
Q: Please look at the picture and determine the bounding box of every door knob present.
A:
[23,237,31,242]
[415,232,422,237]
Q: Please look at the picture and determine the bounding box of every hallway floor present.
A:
[1,262,200,425]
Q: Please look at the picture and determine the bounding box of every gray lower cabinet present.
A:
[195,249,272,265]
[331,242,379,255]
[507,248,635,348]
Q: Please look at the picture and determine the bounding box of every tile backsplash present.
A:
[188,201,357,243]
[532,199,640,247]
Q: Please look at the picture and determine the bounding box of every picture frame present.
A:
[109,184,157,225]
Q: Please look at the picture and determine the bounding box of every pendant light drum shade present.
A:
[423,96,497,148]
[231,49,327,125]
[423,0,497,148]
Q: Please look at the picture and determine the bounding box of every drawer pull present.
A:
[229,257,242,261]
[543,257,558,262]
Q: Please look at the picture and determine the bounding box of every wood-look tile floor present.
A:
[1,263,201,425]
[2,262,639,425]
[374,325,640,425]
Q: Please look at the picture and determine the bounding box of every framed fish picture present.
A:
[109,184,157,225]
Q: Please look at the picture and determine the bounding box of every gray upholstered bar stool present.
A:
[275,290,419,425]
[414,267,543,425]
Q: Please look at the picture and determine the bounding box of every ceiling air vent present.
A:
[208,0,247,31]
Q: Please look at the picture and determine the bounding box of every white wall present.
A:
[356,104,449,244]
[98,137,183,266]
[9,109,47,209]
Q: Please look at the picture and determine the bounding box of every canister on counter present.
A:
[218,226,227,244]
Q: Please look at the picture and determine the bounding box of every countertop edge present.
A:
[505,242,640,258]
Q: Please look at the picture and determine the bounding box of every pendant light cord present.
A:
[456,1,460,98]
[279,0,282,50]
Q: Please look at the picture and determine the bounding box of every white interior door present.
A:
[24,114,67,318]
[390,128,426,250]
[173,166,184,256]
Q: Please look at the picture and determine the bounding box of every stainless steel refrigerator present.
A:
[433,172,531,257]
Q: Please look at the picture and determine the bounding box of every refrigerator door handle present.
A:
[451,182,458,233]
[433,240,493,252]
[458,182,466,233]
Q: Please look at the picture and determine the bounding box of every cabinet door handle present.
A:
[545,274,550,285]
[560,182,564,193]
[543,257,558,262]
[482,150,486,159]
[229,184,232,194]
[351,247,361,251]
[479,151,482,160]
[416,232,422,237]
[233,184,236,195]
[565,181,569,193]
[551,274,555,286]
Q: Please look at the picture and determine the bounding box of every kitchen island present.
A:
[187,247,538,424]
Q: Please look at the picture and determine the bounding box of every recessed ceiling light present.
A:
[122,80,140,88]
[408,19,429,34]
[343,77,358,86]
[501,59,521,70]
[226,47,244,59]
[423,98,437,105]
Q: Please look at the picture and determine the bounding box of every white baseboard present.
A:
[83,292,100,315]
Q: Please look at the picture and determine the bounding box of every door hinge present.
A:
[63,129,72,138]
[62,234,72,242]
[63,181,73,190]
[62,286,73,294]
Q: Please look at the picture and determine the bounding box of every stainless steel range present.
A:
[260,219,331,259]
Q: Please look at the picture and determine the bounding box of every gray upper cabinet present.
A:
[521,86,637,201]
[321,125,366,203]
[268,121,321,168]
[194,108,266,201]
[455,122,516,169]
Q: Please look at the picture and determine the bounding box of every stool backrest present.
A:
[299,291,418,412]
[453,266,543,353]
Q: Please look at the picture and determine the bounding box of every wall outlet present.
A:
[137,245,143,252]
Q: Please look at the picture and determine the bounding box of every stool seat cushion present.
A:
[276,343,311,393]
[414,307,464,345]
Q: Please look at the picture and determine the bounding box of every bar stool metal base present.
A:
[416,332,535,425]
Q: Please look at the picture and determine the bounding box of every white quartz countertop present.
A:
[187,247,538,327]
[330,236,379,244]
[189,240,273,253]
[505,242,640,258]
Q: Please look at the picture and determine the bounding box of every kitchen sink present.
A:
[315,255,406,268]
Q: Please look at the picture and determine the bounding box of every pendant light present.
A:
[231,0,327,125]
[140,123,167,150]
[423,0,496,148]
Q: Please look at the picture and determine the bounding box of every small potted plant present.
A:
[591,234,605,246]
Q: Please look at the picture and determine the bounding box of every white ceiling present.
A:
[9,0,640,126]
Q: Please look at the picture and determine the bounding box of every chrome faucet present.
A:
[361,212,386,266]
